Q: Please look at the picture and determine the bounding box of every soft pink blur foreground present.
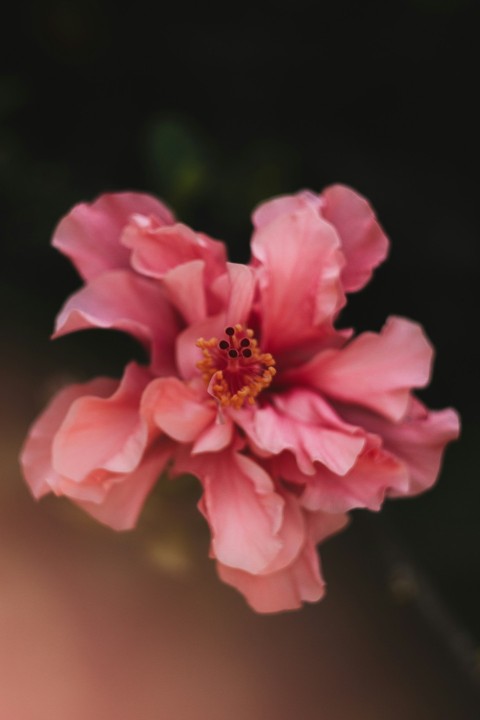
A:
[1,347,475,720]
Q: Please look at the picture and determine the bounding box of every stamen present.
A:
[196,324,276,409]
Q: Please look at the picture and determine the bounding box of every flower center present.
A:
[196,324,276,409]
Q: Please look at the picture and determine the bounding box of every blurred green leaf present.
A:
[145,117,212,215]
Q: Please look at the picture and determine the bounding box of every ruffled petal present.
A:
[75,439,173,531]
[52,363,152,483]
[235,388,365,476]
[20,369,171,531]
[321,184,389,292]
[121,218,226,283]
[175,450,285,574]
[251,205,345,354]
[208,481,306,585]
[142,376,215,443]
[339,397,460,496]
[217,508,348,613]
[252,185,389,294]
[298,447,409,513]
[52,192,175,281]
[20,377,117,499]
[217,546,323,613]
[53,269,179,376]
[286,316,433,422]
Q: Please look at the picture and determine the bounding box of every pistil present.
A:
[196,324,276,409]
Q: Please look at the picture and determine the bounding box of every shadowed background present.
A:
[1,4,479,718]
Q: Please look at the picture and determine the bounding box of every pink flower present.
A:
[20,186,460,613]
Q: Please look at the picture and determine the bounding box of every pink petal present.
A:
[53,269,179,377]
[217,508,348,613]
[53,192,175,281]
[52,363,152,483]
[251,205,345,354]
[216,547,324,613]
[20,378,117,499]
[206,262,256,324]
[54,470,114,503]
[252,186,389,294]
[122,219,226,283]
[299,447,410,513]
[192,416,234,454]
[339,397,460,495]
[224,263,256,326]
[235,388,365,476]
[287,316,433,422]
[261,489,306,574]
[142,377,215,443]
[321,184,389,292]
[307,508,351,544]
[75,439,173,531]
[272,387,362,432]
[175,314,225,381]
[20,368,173,531]
[176,450,285,574]
[162,260,207,324]
[251,190,321,229]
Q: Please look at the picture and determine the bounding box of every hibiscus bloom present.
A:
[20,186,460,613]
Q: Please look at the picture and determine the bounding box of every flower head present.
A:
[20,186,460,613]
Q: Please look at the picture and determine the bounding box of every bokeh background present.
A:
[1,4,479,718]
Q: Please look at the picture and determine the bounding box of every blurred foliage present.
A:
[145,117,213,214]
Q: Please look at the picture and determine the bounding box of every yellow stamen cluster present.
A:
[196,324,276,409]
